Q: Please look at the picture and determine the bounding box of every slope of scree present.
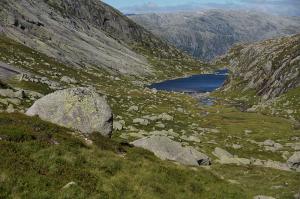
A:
[130,10,300,61]
[0,0,205,78]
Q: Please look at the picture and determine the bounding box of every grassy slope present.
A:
[0,112,246,199]
[0,36,299,198]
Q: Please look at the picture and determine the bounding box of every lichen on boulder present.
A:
[26,87,113,136]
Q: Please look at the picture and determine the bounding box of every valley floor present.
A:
[0,36,299,198]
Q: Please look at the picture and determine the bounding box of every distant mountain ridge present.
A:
[130,10,300,61]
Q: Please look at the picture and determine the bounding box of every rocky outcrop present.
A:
[130,11,300,61]
[221,34,300,100]
[212,147,293,172]
[26,87,113,136]
[131,136,211,166]
[216,34,300,121]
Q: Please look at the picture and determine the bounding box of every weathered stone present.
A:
[218,157,251,166]
[133,118,149,126]
[14,90,25,99]
[261,160,291,171]
[26,87,113,136]
[180,135,201,143]
[287,152,300,171]
[113,121,123,131]
[60,76,77,84]
[7,98,21,105]
[232,144,242,149]
[213,147,234,159]
[263,139,276,146]
[6,104,15,113]
[128,105,139,112]
[158,113,173,121]
[0,89,15,98]
[155,123,165,128]
[131,136,211,166]
[23,90,44,99]
[253,195,276,199]
[260,139,283,152]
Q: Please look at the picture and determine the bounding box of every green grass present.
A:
[0,112,248,199]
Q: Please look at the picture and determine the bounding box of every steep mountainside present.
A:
[0,0,205,79]
[216,34,300,120]
[130,10,300,61]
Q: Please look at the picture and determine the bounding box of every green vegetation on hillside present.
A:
[0,35,299,198]
[0,112,247,199]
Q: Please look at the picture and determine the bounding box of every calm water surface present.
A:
[149,69,228,93]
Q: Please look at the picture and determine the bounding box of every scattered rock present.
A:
[232,144,242,149]
[254,159,291,171]
[213,147,234,159]
[0,89,24,99]
[180,135,201,143]
[133,118,149,126]
[60,76,77,84]
[23,90,44,100]
[128,105,139,112]
[286,142,300,151]
[6,104,15,113]
[7,98,21,105]
[26,87,113,136]
[0,89,15,98]
[260,139,283,152]
[253,195,276,199]
[219,157,251,165]
[158,113,173,121]
[155,123,165,128]
[131,136,211,166]
[113,121,123,131]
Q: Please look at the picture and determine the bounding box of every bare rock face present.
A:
[0,0,152,76]
[131,135,211,166]
[26,87,113,136]
[130,11,300,61]
[0,0,193,77]
[221,34,300,101]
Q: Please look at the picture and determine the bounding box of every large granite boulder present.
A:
[131,136,211,166]
[26,87,113,136]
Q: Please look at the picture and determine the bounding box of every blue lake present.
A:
[149,69,229,93]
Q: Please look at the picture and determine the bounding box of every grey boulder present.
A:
[253,196,276,199]
[26,87,113,136]
[287,151,300,171]
[131,135,211,166]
